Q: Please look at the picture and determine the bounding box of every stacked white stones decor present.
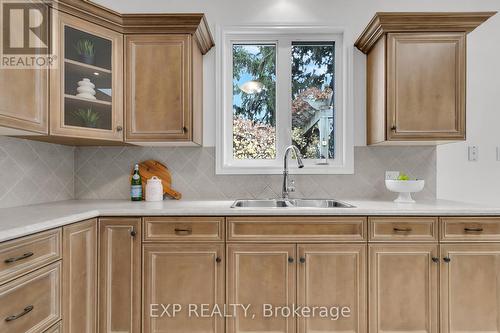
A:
[76,78,96,100]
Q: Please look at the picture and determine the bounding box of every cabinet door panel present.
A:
[98,218,141,333]
[50,10,123,141]
[387,33,465,140]
[143,244,224,333]
[227,244,296,333]
[62,219,97,333]
[298,244,366,333]
[125,34,191,142]
[369,244,438,333]
[441,244,500,333]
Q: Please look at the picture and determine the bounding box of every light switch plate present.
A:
[468,146,479,162]
[385,171,400,180]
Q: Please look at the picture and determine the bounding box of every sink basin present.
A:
[231,199,355,208]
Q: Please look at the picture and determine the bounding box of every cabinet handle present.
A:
[391,125,397,131]
[443,256,451,263]
[432,257,440,263]
[182,126,188,133]
[116,125,123,132]
[393,227,412,232]
[464,227,484,232]
[299,257,306,264]
[174,228,192,235]
[5,305,34,322]
[216,257,222,263]
[4,252,34,264]
[130,228,137,237]
[288,257,294,263]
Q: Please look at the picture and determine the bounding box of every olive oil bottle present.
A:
[131,164,142,201]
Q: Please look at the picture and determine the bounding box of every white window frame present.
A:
[216,25,354,174]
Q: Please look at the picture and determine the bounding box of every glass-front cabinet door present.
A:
[50,10,123,141]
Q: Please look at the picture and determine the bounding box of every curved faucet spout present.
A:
[282,145,304,199]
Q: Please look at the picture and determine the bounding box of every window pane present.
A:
[232,44,276,160]
[291,42,335,160]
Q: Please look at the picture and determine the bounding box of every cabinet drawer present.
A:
[0,262,61,333]
[369,217,438,241]
[227,216,367,242]
[0,229,61,285]
[441,217,500,241]
[143,217,225,242]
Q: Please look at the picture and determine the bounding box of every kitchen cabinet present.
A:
[355,12,495,145]
[227,244,296,333]
[98,218,141,333]
[440,244,500,333]
[297,244,366,333]
[0,4,49,136]
[50,10,124,142]
[143,243,224,333]
[125,34,203,144]
[62,219,97,333]
[369,244,439,333]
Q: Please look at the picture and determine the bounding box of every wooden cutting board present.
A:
[131,160,182,200]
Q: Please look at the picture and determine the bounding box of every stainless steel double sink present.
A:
[231,199,355,208]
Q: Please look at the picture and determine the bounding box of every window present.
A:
[217,27,353,174]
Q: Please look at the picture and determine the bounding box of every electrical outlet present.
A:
[385,171,400,180]
[468,146,479,162]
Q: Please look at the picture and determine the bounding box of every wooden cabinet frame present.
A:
[50,10,124,141]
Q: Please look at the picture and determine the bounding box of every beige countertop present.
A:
[0,199,499,242]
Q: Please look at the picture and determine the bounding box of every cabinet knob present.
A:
[390,125,397,131]
[216,257,222,263]
[116,125,123,132]
[288,257,294,263]
[182,126,188,133]
[432,257,440,263]
[130,228,137,237]
[443,256,451,263]
[299,257,306,264]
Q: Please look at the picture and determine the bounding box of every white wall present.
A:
[95,0,500,204]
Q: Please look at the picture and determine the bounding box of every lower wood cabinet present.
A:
[62,219,97,333]
[369,244,439,333]
[227,244,296,333]
[298,244,366,333]
[143,243,224,333]
[440,244,500,333]
[98,218,141,333]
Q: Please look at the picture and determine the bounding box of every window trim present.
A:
[216,25,354,175]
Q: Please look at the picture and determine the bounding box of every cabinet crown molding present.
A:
[355,11,496,53]
[52,0,214,54]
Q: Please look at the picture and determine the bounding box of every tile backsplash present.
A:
[75,146,436,201]
[0,137,74,208]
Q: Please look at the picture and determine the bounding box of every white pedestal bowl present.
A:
[385,179,425,203]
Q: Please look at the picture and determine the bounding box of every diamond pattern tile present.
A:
[0,137,75,208]
[74,146,437,201]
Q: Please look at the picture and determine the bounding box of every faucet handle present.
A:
[288,179,296,192]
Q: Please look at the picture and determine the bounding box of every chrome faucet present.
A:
[282,145,304,199]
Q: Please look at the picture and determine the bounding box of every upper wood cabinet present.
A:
[50,10,124,142]
[125,34,203,145]
[0,2,49,136]
[355,12,496,145]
